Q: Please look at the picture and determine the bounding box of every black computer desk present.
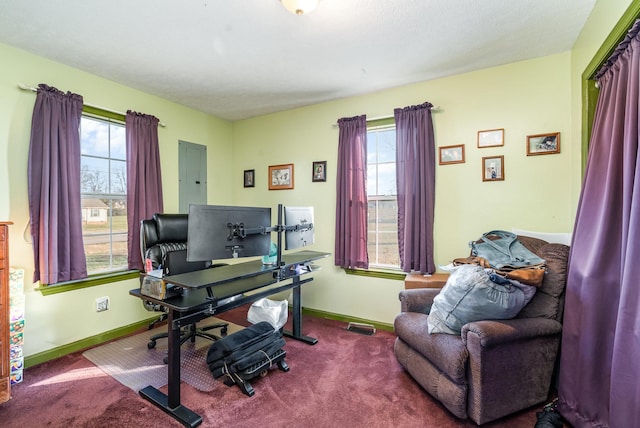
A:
[129,250,329,427]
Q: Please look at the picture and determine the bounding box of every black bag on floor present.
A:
[206,321,289,396]
[206,322,279,373]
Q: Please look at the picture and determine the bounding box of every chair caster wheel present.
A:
[163,355,169,364]
[221,326,228,335]
[148,340,156,349]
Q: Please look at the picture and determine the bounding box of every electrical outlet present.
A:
[96,296,109,312]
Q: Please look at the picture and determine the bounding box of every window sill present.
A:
[36,270,140,296]
[343,267,406,281]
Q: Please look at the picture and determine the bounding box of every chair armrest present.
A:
[461,317,562,348]
[398,288,440,313]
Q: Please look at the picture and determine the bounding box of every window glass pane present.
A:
[378,199,398,224]
[81,197,128,273]
[110,159,127,194]
[111,197,128,233]
[367,135,378,164]
[81,117,110,157]
[367,164,377,196]
[376,129,396,163]
[81,157,109,194]
[366,198,400,267]
[376,163,397,195]
[84,237,128,274]
[110,123,126,160]
[376,199,400,267]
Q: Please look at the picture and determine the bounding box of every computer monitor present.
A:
[284,206,315,250]
[187,204,272,261]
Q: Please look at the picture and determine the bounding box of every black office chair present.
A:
[140,214,228,361]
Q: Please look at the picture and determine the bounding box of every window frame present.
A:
[80,114,128,275]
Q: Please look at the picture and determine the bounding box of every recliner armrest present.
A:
[399,288,440,313]
[461,317,562,348]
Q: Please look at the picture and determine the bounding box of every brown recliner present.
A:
[393,236,569,425]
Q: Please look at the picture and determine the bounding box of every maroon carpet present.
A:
[0,306,541,427]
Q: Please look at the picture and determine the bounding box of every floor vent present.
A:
[346,322,376,336]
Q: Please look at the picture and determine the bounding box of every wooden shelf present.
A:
[0,222,13,404]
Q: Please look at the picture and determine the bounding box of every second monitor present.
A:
[284,206,315,250]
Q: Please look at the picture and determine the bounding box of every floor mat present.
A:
[82,318,244,393]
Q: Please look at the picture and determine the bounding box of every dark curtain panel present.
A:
[27,84,87,284]
[394,102,436,274]
[335,115,368,269]
[558,20,640,428]
[126,110,163,271]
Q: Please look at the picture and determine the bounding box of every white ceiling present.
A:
[0,0,596,121]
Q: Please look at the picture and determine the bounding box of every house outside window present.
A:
[367,125,400,268]
[80,115,128,274]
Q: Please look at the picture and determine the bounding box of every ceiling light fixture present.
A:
[281,0,319,15]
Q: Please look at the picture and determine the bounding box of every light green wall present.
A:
[0,0,633,359]
[0,42,233,356]
[232,52,575,325]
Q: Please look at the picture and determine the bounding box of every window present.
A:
[80,115,128,274]
[367,125,400,268]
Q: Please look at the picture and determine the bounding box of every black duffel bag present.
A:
[206,321,282,377]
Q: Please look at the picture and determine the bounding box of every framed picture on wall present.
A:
[312,161,327,182]
[477,128,505,148]
[268,163,294,190]
[526,132,560,156]
[439,144,465,165]
[243,169,255,188]
[482,155,504,182]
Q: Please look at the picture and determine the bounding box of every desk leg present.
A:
[283,277,317,345]
[166,309,181,407]
[139,309,202,427]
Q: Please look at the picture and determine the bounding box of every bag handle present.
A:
[479,230,521,262]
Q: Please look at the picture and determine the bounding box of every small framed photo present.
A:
[243,169,255,188]
[439,144,465,165]
[477,128,505,148]
[527,132,560,156]
[312,161,327,182]
[482,155,505,182]
[268,163,294,190]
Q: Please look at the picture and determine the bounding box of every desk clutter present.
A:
[9,268,25,385]
[206,321,288,397]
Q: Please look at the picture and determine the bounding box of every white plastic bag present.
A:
[247,298,288,329]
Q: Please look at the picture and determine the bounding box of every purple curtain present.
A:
[558,20,640,428]
[126,111,163,270]
[335,115,368,269]
[28,84,87,284]
[394,102,436,274]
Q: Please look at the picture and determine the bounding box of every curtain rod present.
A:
[17,83,166,127]
[368,107,441,122]
[332,106,441,127]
